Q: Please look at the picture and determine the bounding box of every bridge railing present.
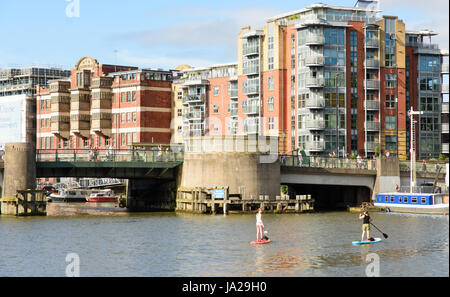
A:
[399,160,447,175]
[37,149,184,164]
[280,155,377,170]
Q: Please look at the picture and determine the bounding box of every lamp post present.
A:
[409,107,423,193]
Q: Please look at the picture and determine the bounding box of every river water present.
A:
[0,211,448,277]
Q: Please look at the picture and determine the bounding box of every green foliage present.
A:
[280,185,288,195]
[350,153,357,160]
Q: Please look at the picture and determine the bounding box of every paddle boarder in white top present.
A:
[256,208,264,242]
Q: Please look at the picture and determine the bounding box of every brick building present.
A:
[36,57,173,150]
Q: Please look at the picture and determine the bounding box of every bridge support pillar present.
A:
[372,158,400,201]
[1,143,36,199]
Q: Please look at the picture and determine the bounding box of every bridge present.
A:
[35,149,184,180]
[1,145,447,212]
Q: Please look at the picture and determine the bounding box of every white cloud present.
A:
[117,7,282,67]
[116,50,229,70]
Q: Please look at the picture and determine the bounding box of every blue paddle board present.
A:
[352,238,382,246]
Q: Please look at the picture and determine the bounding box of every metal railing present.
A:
[399,160,447,175]
[37,149,184,164]
[280,155,377,170]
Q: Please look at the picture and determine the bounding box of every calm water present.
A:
[0,211,448,277]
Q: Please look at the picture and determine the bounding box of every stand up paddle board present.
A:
[352,238,382,246]
[251,239,271,246]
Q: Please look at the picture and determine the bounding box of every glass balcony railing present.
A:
[243,66,260,76]
[243,85,259,95]
[243,105,260,115]
[364,59,380,68]
[365,121,380,131]
[305,141,325,151]
[306,78,325,88]
[305,56,325,66]
[365,79,380,89]
[305,35,325,45]
[365,38,379,48]
[305,120,325,130]
[243,45,260,56]
[183,94,206,103]
[305,98,325,109]
[365,100,380,110]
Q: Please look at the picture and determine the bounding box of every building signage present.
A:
[213,189,225,199]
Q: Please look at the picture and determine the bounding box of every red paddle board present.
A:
[251,239,271,245]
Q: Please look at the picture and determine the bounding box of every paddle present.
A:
[371,223,388,239]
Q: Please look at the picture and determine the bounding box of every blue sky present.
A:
[0,0,448,70]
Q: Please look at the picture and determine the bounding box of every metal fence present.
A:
[280,155,377,170]
[37,149,184,164]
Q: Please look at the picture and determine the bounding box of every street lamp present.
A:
[409,107,423,193]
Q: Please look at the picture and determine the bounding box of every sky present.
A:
[0,0,448,70]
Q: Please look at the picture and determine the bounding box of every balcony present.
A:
[365,38,379,48]
[365,79,380,90]
[305,34,325,45]
[183,94,206,104]
[442,123,449,134]
[184,111,204,121]
[305,141,325,152]
[364,59,380,69]
[230,108,238,117]
[305,120,325,130]
[243,104,260,115]
[243,66,260,76]
[243,85,259,95]
[51,115,70,139]
[406,42,441,55]
[305,98,325,109]
[306,77,325,88]
[243,44,260,56]
[229,89,238,98]
[305,56,325,67]
[442,102,449,114]
[245,124,259,134]
[365,121,380,131]
[365,100,380,110]
[91,113,112,137]
[442,143,449,154]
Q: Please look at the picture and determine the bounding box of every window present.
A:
[177,109,182,117]
[385,74,397,88]
[177,92,183,100]
[268,97,274,111]
[385,94,396,109]
[268,117,274,130]
[390,196,395,203]
[213,86,219,96]
[121,93,126,103]
[127,112,131,122]
[132,91,137,102]
[385,135,397,151]
[121,113,126,123]
[268,76,274,91]
[132,112,137,123]
[411,197,418,203]
[127,92,131,102]
[385,115,396,130]
[421,197,427,204]
[213,104,219,113]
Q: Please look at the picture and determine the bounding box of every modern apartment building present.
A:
[173,0,448,159]
[36,56,173,150]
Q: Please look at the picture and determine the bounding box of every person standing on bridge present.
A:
[256,208,265,242]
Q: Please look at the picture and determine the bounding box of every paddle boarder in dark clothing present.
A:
[359,210,372,242]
